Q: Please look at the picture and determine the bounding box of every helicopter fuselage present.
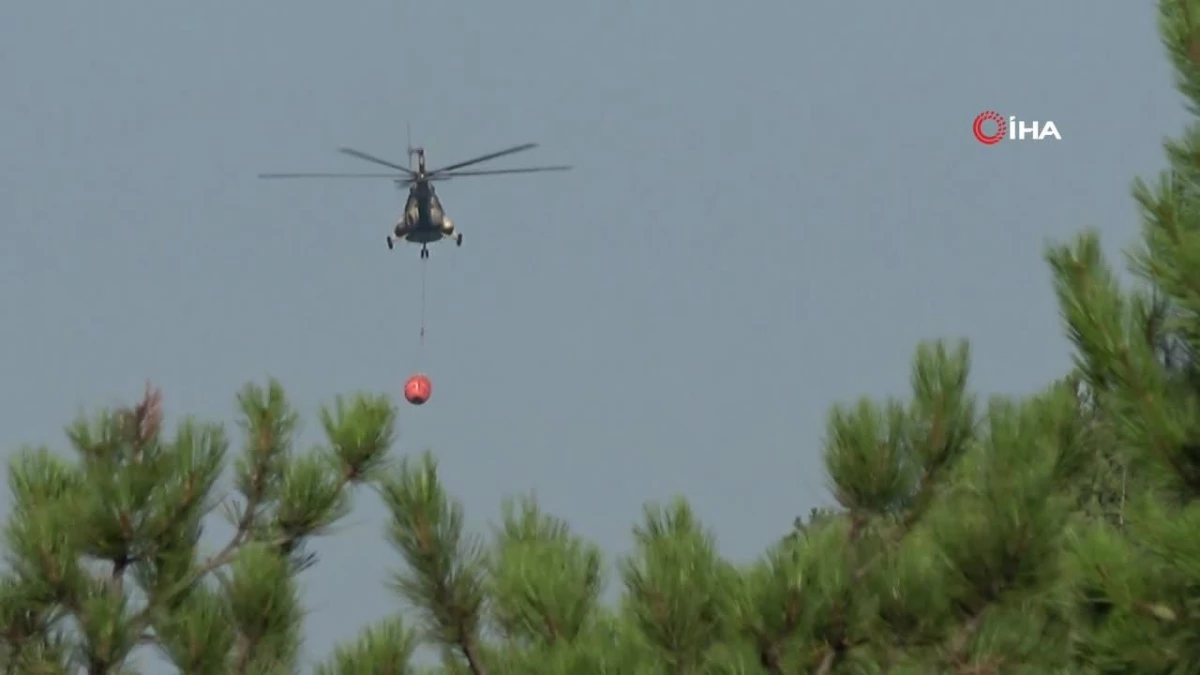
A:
[394,179,457,245]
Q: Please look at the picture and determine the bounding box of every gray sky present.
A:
[0,0,1186,670]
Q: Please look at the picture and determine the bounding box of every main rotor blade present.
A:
[427,143,538,175]
[438,165,572,177]
[337,148,415,174]
[258,172,403,179]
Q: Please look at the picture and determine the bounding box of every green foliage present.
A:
[0,381,393,674]
[313,617,418,675]
[487,494,603,646]
[0,340,1130,673]
[8,2,1200,671]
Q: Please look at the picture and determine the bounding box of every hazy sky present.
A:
[0,1,1187,670]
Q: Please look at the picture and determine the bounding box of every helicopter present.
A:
[258,141,571,259]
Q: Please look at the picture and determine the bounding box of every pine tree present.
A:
[0,381,400,673]
[0,351,1100,673]
[1036,2,1200,669]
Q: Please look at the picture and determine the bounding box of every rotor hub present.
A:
[407,146,426,172]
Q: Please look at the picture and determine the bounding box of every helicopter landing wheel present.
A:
[456,233,463,247]
[387,236,394,250]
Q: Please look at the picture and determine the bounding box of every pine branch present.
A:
[380,452,488,675]
[814,647,836,675]
[944,608,987,671]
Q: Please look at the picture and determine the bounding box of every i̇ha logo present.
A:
[972,110,1061,145]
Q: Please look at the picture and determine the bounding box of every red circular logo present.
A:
[973,111,1006,145]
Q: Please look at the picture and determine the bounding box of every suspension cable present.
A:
[419,254,428,349]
